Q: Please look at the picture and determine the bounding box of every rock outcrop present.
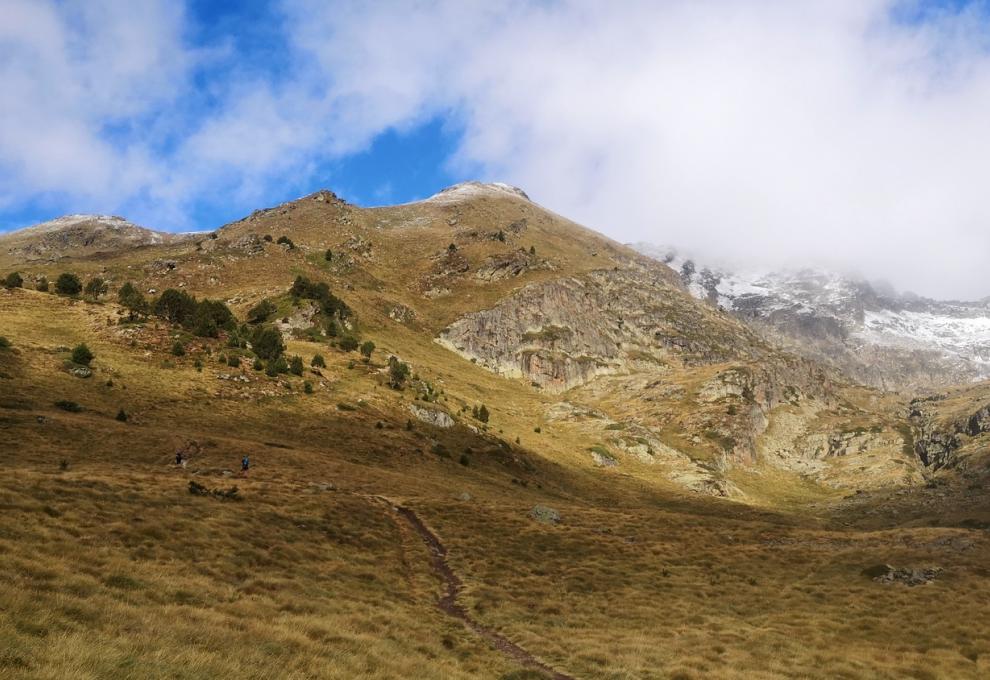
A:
[438,265,770,393]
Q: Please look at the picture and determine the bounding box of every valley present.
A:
[2,183,989,679]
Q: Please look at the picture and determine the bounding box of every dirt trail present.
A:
[375,497,576,680]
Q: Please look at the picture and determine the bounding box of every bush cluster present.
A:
[55,273,82,296]
[289,276,350,320]
[117,282,147,319]
[153,289,234,338]
[247,298,275,324]
[71,344,94,366]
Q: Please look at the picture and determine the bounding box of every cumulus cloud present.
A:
[0,0,190,207]
[288,0,990,299]
[4,0,990,298]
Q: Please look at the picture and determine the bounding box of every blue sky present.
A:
[0,1,475,233]
[3,0,990,298]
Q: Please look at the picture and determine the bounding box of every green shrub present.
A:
[289,355,304,376]
[0,336,10,349]
[55,400,82,412]
[71,344,94,366]
[273,357,289,374]
[194,359,203,371]
[154,289,197,324]
[265,360,278,377]
[311,353,326,368]
[84,277,106,299]
[3,271,23,288]
[154,290,234,336]
[171,341,186,357]
[251,326,284,360]
[337,402,356,411]
[303,381,313,394]
[289,275,350,319]
[459,453,470,466]
[247,299,275,324]
[339,335,359,352]
[36,276,49,292]
[276,235,295,249]
[253,358,263,371]
[227,355,240,368]
[360,340,375,359]
[388,356,410,389]
[117,282,147,319]
[324,249,333,261]
[477,404,490,423]
[115,408,128,422]
[55,273,82,296]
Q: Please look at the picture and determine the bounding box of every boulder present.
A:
[409,404,454,428]
[863,564,943,586]
[530,505,561,525]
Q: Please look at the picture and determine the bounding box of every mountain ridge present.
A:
[634,243,990,391]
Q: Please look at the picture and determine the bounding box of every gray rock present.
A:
[591,450,618,467]
[409,404,454,428]
[70,367,92,378]
[863,564,943,586]
[529,505,561,525]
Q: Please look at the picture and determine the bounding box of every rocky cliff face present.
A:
[437,263,768,393]
[634,244,990,391]
[908,393,990,472]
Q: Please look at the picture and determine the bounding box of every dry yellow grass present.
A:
[2,191,990,679]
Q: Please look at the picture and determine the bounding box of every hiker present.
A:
[241,455,250,477]
[175,450,183,466]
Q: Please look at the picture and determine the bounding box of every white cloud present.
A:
[281,0,990,299]
[4,0,990,298]
[0,0,190,207]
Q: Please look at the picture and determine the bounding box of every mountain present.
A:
[2,183,989,679]
[0,213,196,267]
[635,244,990,391]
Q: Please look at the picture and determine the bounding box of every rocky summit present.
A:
[2,184,990,679]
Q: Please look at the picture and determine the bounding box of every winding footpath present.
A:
[375,497,576,680]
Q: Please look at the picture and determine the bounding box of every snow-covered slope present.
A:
[635,243,990,390]
[425,181,531,204]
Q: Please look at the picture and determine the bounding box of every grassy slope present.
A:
[2,192,990,678]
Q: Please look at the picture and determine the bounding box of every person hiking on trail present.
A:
[241,455,250,477]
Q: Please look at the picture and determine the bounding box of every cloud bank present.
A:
[4,0,990,298]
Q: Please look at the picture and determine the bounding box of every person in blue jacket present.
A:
[241,455,250,477]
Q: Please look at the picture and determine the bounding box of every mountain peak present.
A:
[0,213,190,264]
[427,181,530,203]
[26,214,140,234]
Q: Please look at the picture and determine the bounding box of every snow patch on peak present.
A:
[427,181,530,203]
[27,214,140,234]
